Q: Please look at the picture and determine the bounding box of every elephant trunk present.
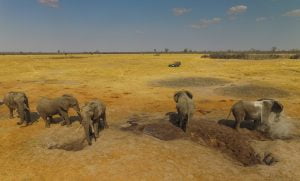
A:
[82,114,95,145]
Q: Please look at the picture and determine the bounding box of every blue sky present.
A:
[0,0,300,52]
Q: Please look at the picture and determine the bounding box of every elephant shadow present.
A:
[165,112,180,127]
[218,119,256,130]
[47,115,81,124]
[70,116,81,124]
[30,112,40,123]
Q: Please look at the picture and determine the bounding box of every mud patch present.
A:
[143,123,185,141]
[189,120,265,166]
[48,140,86,151]
[150,77,230,88]
[215,84,289,98]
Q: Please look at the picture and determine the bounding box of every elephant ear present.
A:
[91,102,102,120]
[174,91,181,103]
[185,91,193,99]
[272,101,283,113]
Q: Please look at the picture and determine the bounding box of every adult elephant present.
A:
[80,99,108,145]
[174,90,195,132]
[3,92,31,126]
[36,94,81,128]
[227,99,283,132]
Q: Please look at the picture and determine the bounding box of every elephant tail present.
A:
[226,108,232,120]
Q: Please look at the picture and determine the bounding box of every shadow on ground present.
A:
[150,77,230,88]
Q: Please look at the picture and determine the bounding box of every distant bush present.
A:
[290,54,300,59]
[209,53,248,59]
[208,53,282,60]
[201,55,210,58]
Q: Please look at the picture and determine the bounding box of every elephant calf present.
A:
[228,99,283,131]
[174,91,195,132]
[81,100,108,145]
[3,92,31,126]
[36,94,81,128]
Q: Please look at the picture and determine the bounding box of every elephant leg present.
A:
[182,115,189,132]
[41,114,50,128]
[84,124,92,145]
[102,112,108,128]
[60,111,71,126]
[178,113,185,130]
[253,120,260,130]
[233,111,245,131]
[9,108,14,119]
[94,121,99,138]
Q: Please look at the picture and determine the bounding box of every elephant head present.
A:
[14,94,31,125]
[174,91,193,102]
[60,94,81,116]
[258,98,283,122]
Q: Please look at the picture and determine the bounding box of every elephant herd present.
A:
[0,90,284,145]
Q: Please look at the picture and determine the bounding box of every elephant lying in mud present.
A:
[174,91,195,132]
[80,100,108,145]
[3,92,31,126]
[36,94,81,128]
[227,99,283,132]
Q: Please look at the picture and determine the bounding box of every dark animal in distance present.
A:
[168,61,181,67]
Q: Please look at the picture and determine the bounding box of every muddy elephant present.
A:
[81,100,108,145]
[36,94,81,128]
[227,99,283,132]
[3,92,31,126]
[174,90,195,132]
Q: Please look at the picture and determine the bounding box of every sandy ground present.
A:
[1,54,300,180]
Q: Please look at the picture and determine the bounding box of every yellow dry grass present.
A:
[0,54,300,180]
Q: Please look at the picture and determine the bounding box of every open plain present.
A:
[1,54,300,180]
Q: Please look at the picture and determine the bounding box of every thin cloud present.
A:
[191,18,222,29]
[283,9,300,17]
[172,8,191,16]
[38,0,59,8]
[256,17,268,22]
[228,5,247,15]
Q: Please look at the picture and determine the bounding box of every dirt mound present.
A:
[120,114,271,166]
[150,77,230,88]
[189,120,262,166]
[215,84,289,98]
[37,124,88,151]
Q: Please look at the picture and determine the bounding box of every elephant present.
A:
[80,100,108,145]
[227,99,283,132]
[3,92,31,126]
[174,90,195,132]
[36,94,81,128]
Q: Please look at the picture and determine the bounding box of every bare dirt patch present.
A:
[121,113,271,166]
[150,77,230,88]
[190,120,267,166]
[215,84,289,98]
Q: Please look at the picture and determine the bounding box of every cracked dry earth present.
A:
[1,54,300,180]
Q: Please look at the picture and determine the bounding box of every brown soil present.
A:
[121,115,268,166]
[215,84,290,98]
